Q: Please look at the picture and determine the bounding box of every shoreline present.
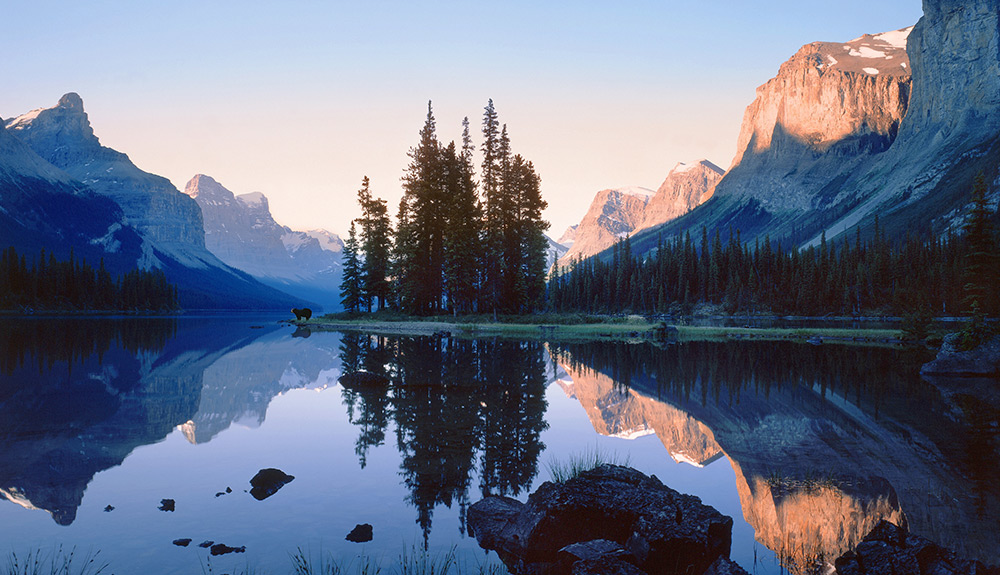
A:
[291,317,910,345]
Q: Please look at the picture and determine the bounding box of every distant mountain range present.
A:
[184,174,344,310]
[3,94,307,309]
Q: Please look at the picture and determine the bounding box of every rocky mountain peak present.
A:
[184,174,232,202]
[238,191,267,210]
[634,160,725,234]
[6,92,97,147]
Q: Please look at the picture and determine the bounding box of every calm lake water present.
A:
[0,316,997,574]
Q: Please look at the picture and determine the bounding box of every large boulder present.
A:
[921,333,1000,377]
[834,520,1000,575]
[467,464,734,575]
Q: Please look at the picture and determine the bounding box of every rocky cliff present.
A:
[4,94,302,309]
[557,187,653,266]
[636,160,725,233]
[626,1,1000,257]
[184,174,343,310]
[0,119,144,266]
[558,161,722,267]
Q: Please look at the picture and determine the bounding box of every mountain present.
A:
[557,161,723,266]
[625,1,1000,257]
[636,160,725,233]
[184,174,344,310]
[545,234,569,269]
[557,187,654,265]
[0,117,145,270]
[5,94,303,309]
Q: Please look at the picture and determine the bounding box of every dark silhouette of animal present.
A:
[291,307,312,321]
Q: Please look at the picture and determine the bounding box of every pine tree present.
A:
[962,172,998,315]
[442,118,482,315]
[356,176,392,312]
[340,221,364,313]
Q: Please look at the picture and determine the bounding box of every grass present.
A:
[301,313,908,344]
[546,445,632,483]
[4,547,107,575]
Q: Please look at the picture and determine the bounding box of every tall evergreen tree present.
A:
[962,173,999,315]
[356,176,392,312]
[442,119,482,314]
[340,221,364,313]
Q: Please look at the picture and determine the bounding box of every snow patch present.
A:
[863,67,880,75]
[304,229,344,252]
[4,108,43,131]
[238,192,266,207]
[611,426,656,440]
[670,451,706,468]
[614,186,655,199]
[871,26,913,49]
[849,46,887,59]
[826,55,838,66]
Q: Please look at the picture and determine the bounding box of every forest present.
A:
[0,246,179,312]
[340,100,550,317]
[551,176,999,322]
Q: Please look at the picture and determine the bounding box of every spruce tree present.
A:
[962,173,998,315]
[356,176,392,312]
[340,221,364,314]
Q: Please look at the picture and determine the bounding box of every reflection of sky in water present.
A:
[2,319,997,575]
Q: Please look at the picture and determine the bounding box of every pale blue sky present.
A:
[3,1,924,237]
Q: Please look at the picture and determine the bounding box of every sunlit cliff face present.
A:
[733,28,912,166]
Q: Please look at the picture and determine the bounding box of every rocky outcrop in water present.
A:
[467,464,735,575]
[921,333,1000,377]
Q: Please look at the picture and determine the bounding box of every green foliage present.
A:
[956,301,996,352]
[545,445,631,483]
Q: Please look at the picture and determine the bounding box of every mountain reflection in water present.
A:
[0,319,997,575]
[550,340,1000,573]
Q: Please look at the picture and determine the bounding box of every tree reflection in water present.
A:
[339,334,548,545]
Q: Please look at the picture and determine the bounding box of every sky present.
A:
[3,1,923,240]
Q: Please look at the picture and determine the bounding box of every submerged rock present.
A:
[249,468,295,501]
[834,520,1000,575]
[198,541,214,548]
[210,543,246,556]
[467,464,734,575]
[345,523,374,543]
[921,333,1000,377]
[158,499,175,512]
[172,538,192,547]
[103,505,114,512]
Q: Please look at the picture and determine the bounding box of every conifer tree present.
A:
[340,221,364,313]
[962,173,998,315]
[356,176,392,312]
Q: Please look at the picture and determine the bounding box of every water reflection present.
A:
[550,340,1000,572]
[339,335,548,542]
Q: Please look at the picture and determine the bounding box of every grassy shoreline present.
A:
[292,315,909,345]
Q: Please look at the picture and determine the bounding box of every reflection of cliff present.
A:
[553,341,1000,571]
[179,329,341,444]
[0,317,315,525]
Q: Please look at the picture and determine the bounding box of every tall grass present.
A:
[545,445,632,483]
[4,547,107,575]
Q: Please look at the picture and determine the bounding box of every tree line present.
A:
[550,174,998,319]
[341,100,550,316]
[0,246,179,312]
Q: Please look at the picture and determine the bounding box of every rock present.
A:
[249,468,295,501]
[920,333,1000,377]
[468,464,734,575]
[834,520,999,575]
[103,505,114,512]
[209,543,246,556]
[158,499,175,512]
[703,557,752,575]
[345,523,373,543]
[338,371,390,389]
[172,538,192,547]
[198,541,214,548]
[571,556,648,575]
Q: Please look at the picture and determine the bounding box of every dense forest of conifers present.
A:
[550,176,998,319]
[0,246,179,312]
[341,100,550,316]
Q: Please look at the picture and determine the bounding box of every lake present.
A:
[0,316,997,574]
